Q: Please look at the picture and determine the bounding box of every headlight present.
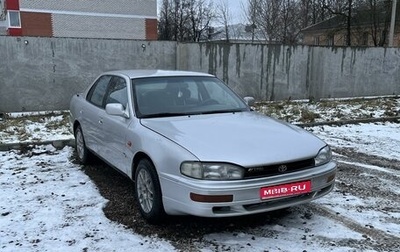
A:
[180,162,244,180]
[314,145,332,166]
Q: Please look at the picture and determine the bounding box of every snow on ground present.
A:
[309,122,400,160]
[0,145,175,252]
[0,97,399,251]
[3,139,395,252]
[0,112,72,144]
[309,122,400,240]
[200,212,366,252]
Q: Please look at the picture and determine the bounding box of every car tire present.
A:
[74,125,91,164]
[135,159,165,224]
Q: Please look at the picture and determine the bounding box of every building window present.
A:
[8,10,20,28]
[314,36,320,45]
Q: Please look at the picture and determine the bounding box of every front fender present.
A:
[127,121,199,181]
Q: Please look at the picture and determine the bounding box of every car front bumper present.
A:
[160,161,337,217]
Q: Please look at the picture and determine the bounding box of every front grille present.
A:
[244,158,315,179]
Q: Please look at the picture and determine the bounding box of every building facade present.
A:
[1,0,157,40]
[301,5,400,47]
[301,17,400,47]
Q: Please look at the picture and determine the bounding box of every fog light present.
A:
[190,193,233,203]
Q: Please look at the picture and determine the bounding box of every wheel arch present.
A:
[72,120,81,136]
[131,152,154,181]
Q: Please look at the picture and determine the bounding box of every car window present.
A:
[105,77,128,108]
[132,76,249,118]
[87,75,112,108]
[202,80,243,107]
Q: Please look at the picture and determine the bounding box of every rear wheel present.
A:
[74,125,91,164]
[135,159,165,224]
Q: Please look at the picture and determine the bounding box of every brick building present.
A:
[1,0,157,40]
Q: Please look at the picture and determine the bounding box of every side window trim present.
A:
[104,76,129,109]
[86,75,112,108]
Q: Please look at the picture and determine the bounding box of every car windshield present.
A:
[132,76,249,118]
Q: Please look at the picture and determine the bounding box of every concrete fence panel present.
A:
[1,35,399,112]
[178,43,400,101]
[0,36,176,112]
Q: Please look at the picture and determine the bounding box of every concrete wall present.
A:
[1,35,399,112]
[0,36,176,112]
[178,43,400,101]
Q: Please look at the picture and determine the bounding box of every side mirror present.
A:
[106,103,130,119]
[243,96,255,106]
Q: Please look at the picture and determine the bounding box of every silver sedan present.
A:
[69,70,336,223]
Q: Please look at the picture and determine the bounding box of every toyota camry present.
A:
[69,70,336,223]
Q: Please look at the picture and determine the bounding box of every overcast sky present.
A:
[214,0,248,24]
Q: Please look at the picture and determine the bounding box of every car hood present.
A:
[140,112,326,166]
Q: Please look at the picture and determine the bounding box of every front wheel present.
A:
[135,159,165,224]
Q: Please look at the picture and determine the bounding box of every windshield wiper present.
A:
[140,109,247,118]
[199,108,246,115]
[141,112,192,118]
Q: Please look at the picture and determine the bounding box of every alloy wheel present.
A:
[136,168,155,213]
[75,129,85,161]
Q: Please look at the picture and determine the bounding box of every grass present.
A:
[0,111,70,143]
[299,108,320,123]
[254,96,399,123]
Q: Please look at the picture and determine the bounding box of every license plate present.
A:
[260,181,312,200]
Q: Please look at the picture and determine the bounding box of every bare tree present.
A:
[299,0,332,27]
[158,0,215,42]
[361,0,391,46]
[322,0,392,46]
[321,0,355,45]
[245,0,304,44]
[245,0,281,42]
[188,0,214,41]
[0,0,5,21]
[215,0,232,42]
[246,0,258,42]
[158,0,172,40]
[280,0,303,44]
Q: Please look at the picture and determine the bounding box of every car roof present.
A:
[102,69,215,79]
